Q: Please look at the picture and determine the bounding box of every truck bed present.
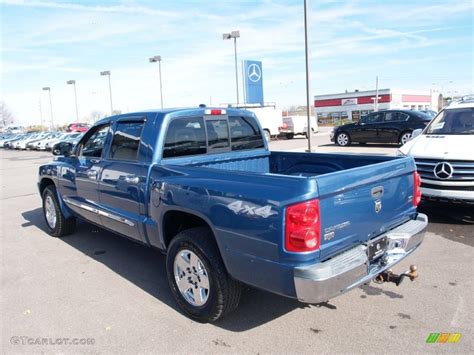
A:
[159,150,417,261]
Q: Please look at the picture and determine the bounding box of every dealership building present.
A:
[314,89,436,122]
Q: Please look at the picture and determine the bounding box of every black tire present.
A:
[336,132,351,146]
[286,133,294,140]
[166,227,241,322]
[42,185,76,237]
[399,131,412,145]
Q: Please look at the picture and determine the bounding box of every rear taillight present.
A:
[413,171,421,207]
[285,199,320,252]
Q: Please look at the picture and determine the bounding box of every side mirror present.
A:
[52,142,74,156]
[412,129,422,138]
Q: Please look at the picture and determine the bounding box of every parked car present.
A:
[36,133,63,150]
[44,132,82,151]
[4,134,27,149]
[67,123,90,133]
[330,110,432,146]
[51,133,84,154]
[39,107,427,322]
[399,96,474,204]
[27,132,56,150]
[23,132,50,150]
[419,110,437,118]
[0,134,17,148]
[279,115,317,139]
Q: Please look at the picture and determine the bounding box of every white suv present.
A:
[399,96,474,204]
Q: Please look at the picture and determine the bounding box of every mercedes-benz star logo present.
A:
[433,162,453,180]
[247,63,262,82]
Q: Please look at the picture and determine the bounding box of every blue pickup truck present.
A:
[38,107,427,322]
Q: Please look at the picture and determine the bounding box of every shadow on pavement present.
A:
[21,207,337,331]
[418,201,474,246]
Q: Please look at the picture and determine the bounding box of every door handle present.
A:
[124,176,140,184]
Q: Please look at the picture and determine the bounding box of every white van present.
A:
[243,106,283,141]
[399,96,474,203]
[279,115,318,139]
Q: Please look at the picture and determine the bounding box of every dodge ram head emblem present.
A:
[374,200,382,213]
[433,162,453,180]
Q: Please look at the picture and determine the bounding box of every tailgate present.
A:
[315,156,417,260]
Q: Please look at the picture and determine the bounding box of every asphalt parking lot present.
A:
[1,134,473,353]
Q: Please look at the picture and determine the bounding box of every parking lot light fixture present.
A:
[100,70,113,115]
[303,0,312,152]
[66,80,79,123]
[149,55,164,109]
[223,30,240,105]
[42,87,54,131]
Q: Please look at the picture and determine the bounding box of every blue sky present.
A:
[1,0,473,125]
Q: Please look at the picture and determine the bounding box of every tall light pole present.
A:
[303,0,312,152]
[149,55,164,109]
[42,87,54,131]
[66,80,79,122]
[100,70,113,115]
[223,30,240,106]
[374,75,379,112]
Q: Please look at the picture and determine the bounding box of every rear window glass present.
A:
[206,119,230,150]
[163,117,207,158]
[229,116,265,151]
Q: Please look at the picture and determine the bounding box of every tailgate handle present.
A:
[371,186,384,199]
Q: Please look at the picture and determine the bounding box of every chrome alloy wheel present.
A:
[400,132,412,145]
[174,249,210,307]
[44,195,57,229]
[337,133,349,146]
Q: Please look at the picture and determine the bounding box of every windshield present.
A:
[425,108,474,135]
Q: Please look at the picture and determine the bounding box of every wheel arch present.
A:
[39,177,74,219]
[161,209,219,251]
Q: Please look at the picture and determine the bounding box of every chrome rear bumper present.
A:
[294,213,428,303]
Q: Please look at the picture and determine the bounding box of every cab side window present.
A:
[163,117,206,158]
[109,121,144,161]
[365,112,384,123]
[79,124,110,158]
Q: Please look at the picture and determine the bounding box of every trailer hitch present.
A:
[374,265,418,286]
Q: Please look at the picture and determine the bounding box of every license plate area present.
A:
[367,236,388,262]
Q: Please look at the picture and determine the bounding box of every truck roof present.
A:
[94,107,254,125]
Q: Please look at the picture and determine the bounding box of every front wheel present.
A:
[336,132,351,146]
[399,132,412,145]
[166,227,241,322]
[42,185,76,237]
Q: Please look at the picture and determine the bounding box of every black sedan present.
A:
[330,110,432,146]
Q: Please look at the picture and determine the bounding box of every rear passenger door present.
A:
[353,112,384,142]
[98,118,148,243]
[378,111,409,143]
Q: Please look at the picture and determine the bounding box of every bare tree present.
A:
[0,101,16,127]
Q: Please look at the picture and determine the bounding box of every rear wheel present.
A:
[286,133,294,140]
[336,132,351,146]
[42,185,76,237]
[166,227,241,322]
[399,131,412,145]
